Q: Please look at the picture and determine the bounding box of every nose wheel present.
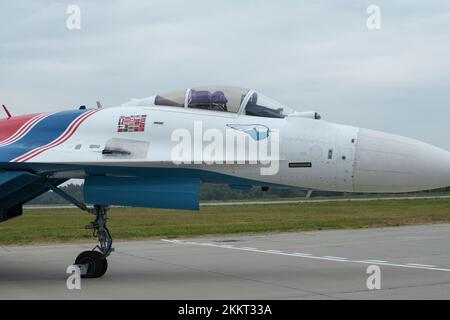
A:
[44,183,114,279]
[75,250,108,278]
[75,205,113,279]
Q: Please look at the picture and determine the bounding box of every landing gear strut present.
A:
[75,205,113,278]
[44,182,114,279]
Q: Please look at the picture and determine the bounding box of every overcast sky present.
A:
[1,1,450,149]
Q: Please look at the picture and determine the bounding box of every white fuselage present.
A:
[29,104,450,193]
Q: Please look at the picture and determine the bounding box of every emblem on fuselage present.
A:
[226,124,270,141]
[117,115,147,133]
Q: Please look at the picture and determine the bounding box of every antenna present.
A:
[2,104,12,119]
[96,101,103,109]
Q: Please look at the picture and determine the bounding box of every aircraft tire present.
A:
[75,251,108,278]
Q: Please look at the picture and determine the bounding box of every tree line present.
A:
[27,182,450,205]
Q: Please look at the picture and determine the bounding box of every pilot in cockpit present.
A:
[210,91,228,112]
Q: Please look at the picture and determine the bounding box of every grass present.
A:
[1,198,450,245]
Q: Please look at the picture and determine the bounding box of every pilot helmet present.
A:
[211,91,228,111]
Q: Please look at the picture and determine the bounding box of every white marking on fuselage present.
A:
[161,239,450,273]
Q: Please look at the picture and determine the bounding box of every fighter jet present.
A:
[1,85,450,278]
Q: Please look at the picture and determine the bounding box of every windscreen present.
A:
[245,92,293,118]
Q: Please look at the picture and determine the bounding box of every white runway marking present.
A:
[294,253,312,256]
[407,263,437,268]
[162,239,450,273]
[199,195,450,207]
[363,260,388,264]
[323,256,348,261]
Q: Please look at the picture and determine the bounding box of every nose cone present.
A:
[353,129,450,193]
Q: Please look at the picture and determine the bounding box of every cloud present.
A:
[1,0,450,148]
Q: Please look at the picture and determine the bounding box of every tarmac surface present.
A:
[1,223,450,299]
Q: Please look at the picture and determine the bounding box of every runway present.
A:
[1,223,450,299]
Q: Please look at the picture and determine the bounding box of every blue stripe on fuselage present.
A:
[0,109,90,162]
[0,162,288,190]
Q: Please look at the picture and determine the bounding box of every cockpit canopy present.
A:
[153,86,294,118]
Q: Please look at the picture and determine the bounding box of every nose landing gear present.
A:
[43,182,115,279]
[75,205,113,278]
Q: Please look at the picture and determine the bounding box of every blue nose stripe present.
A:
[0,109,90,162]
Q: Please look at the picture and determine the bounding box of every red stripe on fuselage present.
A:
[15,109,100,162]
[0,114,41,142]
[0,113,51,147]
